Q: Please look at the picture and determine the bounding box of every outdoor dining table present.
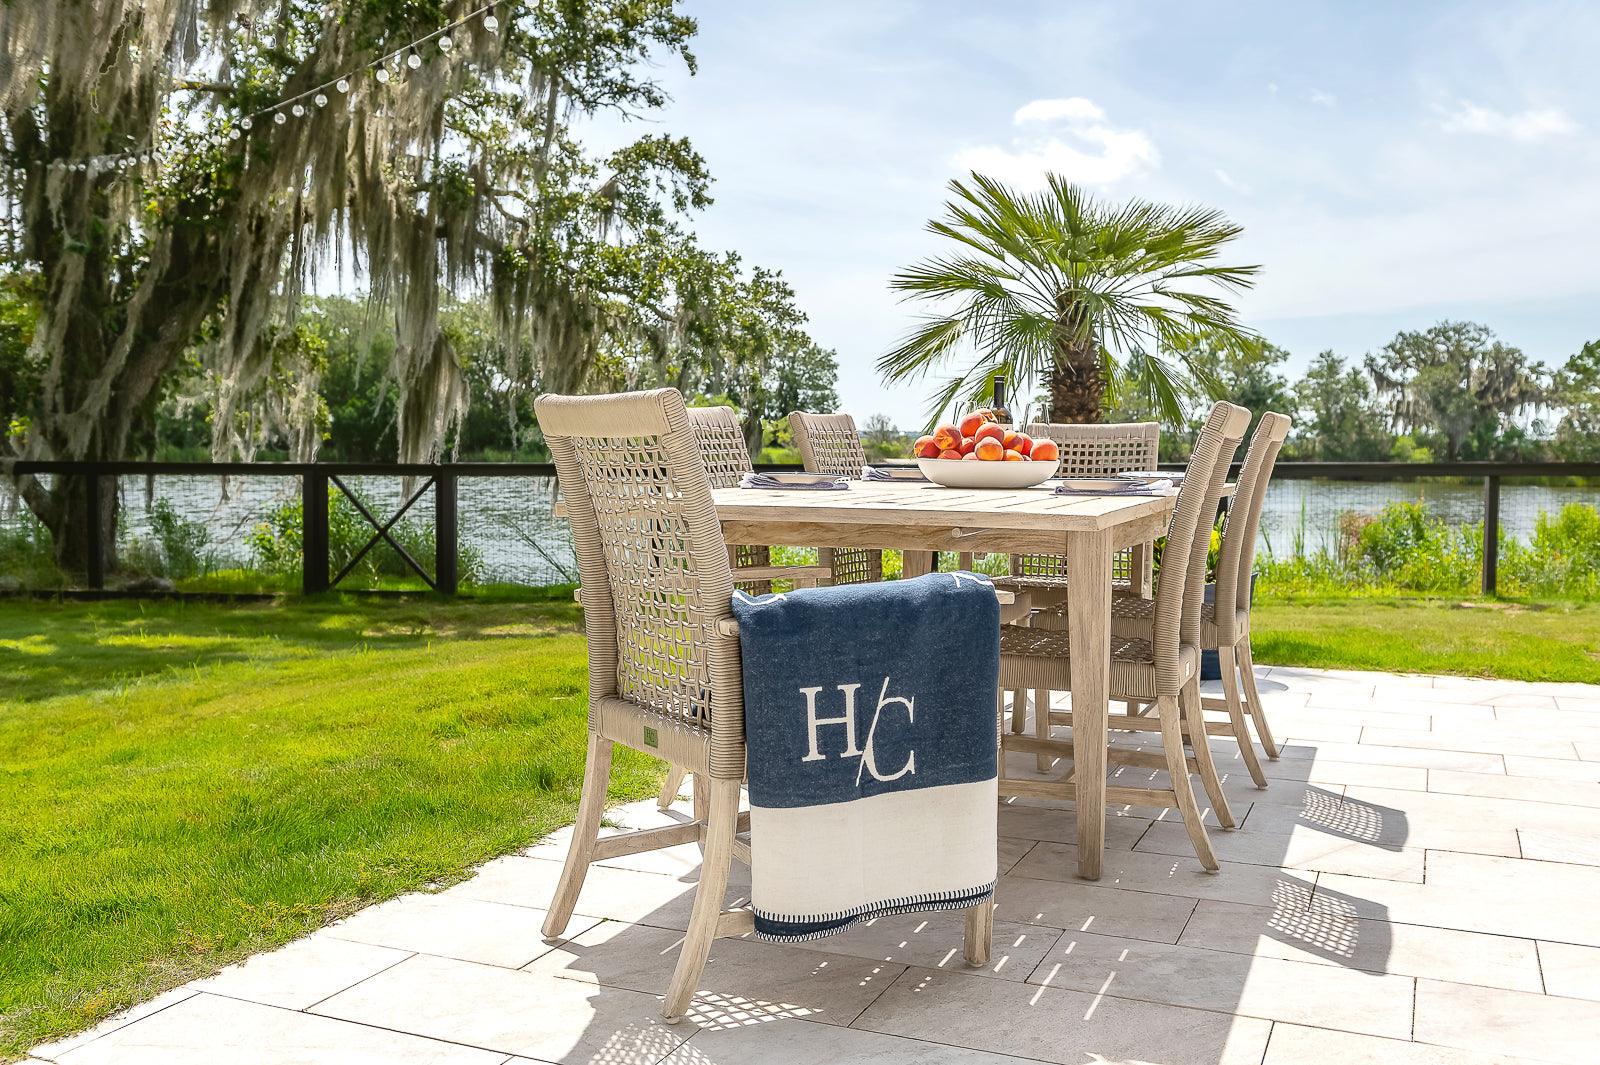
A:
[710,479,1178,881]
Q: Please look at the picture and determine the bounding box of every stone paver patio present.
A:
[30,666,1600,1065]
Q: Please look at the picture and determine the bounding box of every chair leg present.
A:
[1033,688,1052,772]
[658,764,688,809]
[1157,694,1218,871]
[964,900,994,967]
[542,732,614,939]
[662,777,741,1023]
[1218,645,1267,789]
[1008,688,1026,734]
[1183,676,1235,830]
[1238,641,1280,759]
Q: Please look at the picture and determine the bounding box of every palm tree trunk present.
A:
[1047,340,1103,423]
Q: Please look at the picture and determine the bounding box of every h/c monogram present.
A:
[798,677,916,784]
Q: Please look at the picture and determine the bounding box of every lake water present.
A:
[5,472,1597,585]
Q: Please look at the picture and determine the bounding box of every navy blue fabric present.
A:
[731,572,1000,810]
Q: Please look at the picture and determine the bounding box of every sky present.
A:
[586,0,1600,428]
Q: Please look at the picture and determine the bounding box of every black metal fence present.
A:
[4,459,1599,597]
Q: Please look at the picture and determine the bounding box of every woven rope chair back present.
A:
[1012,422,1160,583]
[787,411,882,585]
[1151,402,1250,692]
[1212,411,1292,642]
[536,388,744,778]
[688,405,754,488]
[788,411,868,478]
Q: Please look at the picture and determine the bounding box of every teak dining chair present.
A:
[1079,411,1293,787]
[538,388,990,1023]
[787,411,884,585]
[998,401,1250,870]
[656,405,832,809]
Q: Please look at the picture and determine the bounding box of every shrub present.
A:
[120,499,213,580]
[0,510,63,588]
[248,487,483,587]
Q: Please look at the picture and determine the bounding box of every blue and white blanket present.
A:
[731,572,999,942]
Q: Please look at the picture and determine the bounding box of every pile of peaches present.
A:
[912,410,1060,464]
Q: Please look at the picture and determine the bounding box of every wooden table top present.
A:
[708,480,1176,533]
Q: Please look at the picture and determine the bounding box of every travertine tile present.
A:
[1012,841,1318,909]
[1519,828,1600,867]
[195,933,411,1009]
[447,854,742,932]
[1429,769,1600,809]
[326,892,578,968]
[313,953,690,1063]
[660,1017,1040,1063]
[996,835,1034,874]
[990,873,1195,942]
[1344,785,1600,841]
[1414,978,1600,1065]
[853,966,1271,1065]
[527,919,902,1026]
[1538,940,1600,1001]
[1503,754,1600,783]
[57,993,503,1065]
[1264,1022,1549,1065]
[1320,852,1600,946]
[1178,898,1543,993]
[1254,739,1506,773]
[1137,819,1426,882]
[1025,928,1415,1038]
[1363,726,1578,761]
[30,988,199,1060]
[766,908,1061,984]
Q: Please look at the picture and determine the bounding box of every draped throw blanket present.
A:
[731,572,1000,942]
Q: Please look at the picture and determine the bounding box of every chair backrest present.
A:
[1025,421,1160,476]
[1012,422,1161,582]
[788,411,867,478]
[688,405,753,488]
[535,388,744,776]
[1150,401,1250,693]
[1213,411,1292,642]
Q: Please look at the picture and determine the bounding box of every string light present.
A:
[406,48,422,69]
[483,5,499,31]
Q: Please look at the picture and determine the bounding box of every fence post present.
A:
[434,471,458,595]
[1481,475,1500,597]
[84,472,105,590]
[302,470,329,594]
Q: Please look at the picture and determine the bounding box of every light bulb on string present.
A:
[406,48,422,69]
[336,78,351,94]
[375,66,391,83]
[314,92,328,108]
[291,103,306,117]
[483,5,499,31]
[438,35,454,52]
[274,111,287,124]
[240,117,253,130]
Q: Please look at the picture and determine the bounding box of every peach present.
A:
[973,423,1004,444]
[958,435,977,456]
[932,423,962,451]
[961,451,978,460]
[1002,449,1025,461]
[912,435,939,458]
[1002,429,1032,455]
[974,437,1005,461]
[937,448,963,460]
[958,410,993,438]
[1030,439,1059,463]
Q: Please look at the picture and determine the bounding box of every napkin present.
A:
[740,471,850,491]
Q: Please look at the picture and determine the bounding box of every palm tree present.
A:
[880,173,1261,424]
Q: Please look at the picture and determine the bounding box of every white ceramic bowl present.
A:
[916,456,1058,489]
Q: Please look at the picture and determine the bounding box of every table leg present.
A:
[1065,528,1112,880]
[902,550,937,578]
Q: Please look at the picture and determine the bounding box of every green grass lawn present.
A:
[0,591,661,1059]
[3,590,1599,1059]
[1253,595,1600,683]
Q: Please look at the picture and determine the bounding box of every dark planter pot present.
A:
[1200,572,1257,681]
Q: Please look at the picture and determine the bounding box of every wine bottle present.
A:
[991,374,1013,426]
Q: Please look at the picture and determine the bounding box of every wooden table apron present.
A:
[709,481,1177,881]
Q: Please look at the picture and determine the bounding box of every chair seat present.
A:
[1032,585,1248,647]
[998,625,1197,701]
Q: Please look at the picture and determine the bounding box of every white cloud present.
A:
[952,96,1157,187]
[1214,168,1252,195]
[1308,89,1338,108]
[1440,100,1578,141]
